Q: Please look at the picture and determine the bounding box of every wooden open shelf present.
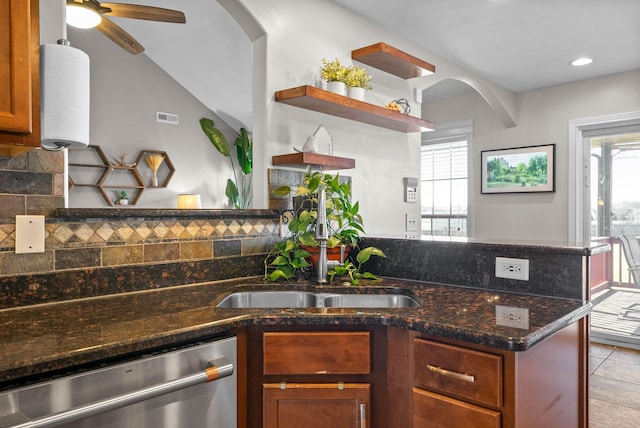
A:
[68,145,174,206]
[351,42,435,79]
[272,152,355,170]
[275,85,434,133]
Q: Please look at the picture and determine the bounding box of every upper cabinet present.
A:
[0,0,41,157]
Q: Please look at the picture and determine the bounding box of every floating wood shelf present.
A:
[272,152,355,170]
[275,85,434,133]
[351,42,435,79]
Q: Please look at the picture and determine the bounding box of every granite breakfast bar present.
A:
[0,276,590,384]
[0,209,604,427]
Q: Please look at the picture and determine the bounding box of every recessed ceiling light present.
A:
[571,57,593,67]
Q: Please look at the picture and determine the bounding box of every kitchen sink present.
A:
[216,291,317,308]
[216,290,419,309]
[321,293,419,308]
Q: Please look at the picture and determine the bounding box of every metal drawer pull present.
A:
[425,364,475,383]
[0,358,233,428]
[359,403,367,428]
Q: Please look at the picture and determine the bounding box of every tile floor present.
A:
[590,342,640,427]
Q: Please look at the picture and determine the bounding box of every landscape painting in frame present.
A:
[481,144,555,194]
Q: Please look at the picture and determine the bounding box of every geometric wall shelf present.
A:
[135,150,175,188]
[68,145,175,206]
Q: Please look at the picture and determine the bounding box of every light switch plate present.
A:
[405,214,418,232]
[15,215,45,254]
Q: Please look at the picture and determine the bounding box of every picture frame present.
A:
[481,144,555,194]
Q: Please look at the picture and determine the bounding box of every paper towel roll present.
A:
[40,42,90,150]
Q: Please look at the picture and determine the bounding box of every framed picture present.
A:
[481,144,555,194]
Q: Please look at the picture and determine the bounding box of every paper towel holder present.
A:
[41,39,91,151]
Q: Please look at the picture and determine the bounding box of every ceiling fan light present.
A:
[66,5,102,29]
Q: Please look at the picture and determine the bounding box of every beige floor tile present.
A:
[590,397,640,428]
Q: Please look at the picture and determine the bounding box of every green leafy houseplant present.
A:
[265,170,385,284]
[199,118,253,209]
[344,65,372,90]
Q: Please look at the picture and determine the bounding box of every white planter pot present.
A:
[347,87,365,101]
[326,81,345,95]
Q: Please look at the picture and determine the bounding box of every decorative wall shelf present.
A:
[135,150,175,188]
[68,145,175,206]
[272,152,355,170]
[351,42,435,79]
[275,85,435,133]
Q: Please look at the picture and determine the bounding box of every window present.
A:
[421,139,468,236]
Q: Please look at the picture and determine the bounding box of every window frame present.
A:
[421,119,474,237]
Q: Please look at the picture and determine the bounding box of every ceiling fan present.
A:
[66,0,186,55]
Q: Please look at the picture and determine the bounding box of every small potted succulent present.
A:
[344,65,372,100]
[115,190,128,205]
[320,58,348,95]
[265,170,385,284]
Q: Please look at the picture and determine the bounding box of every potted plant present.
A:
[320,58,348,95]
[115,190,128,205]
[344,65,372,100]
[199,118,253,209]
[265,170,385,284]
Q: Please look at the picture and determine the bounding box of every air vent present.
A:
[156,111,179,124]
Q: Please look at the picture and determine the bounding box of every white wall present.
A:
[64,27,237,208]
[423,70,640,241]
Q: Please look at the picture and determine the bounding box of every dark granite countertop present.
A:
[0,277,590,386]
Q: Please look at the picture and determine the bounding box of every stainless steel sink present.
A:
[321,294,419,308]
[216,290,419,309]
[216,291,317,308]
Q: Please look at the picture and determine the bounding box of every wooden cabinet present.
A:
[413,338,503,408]
[239,322,587,428]
[412,338,503,427]
[0,0,41,157]
[410,320,586,427]
[413,387,500,428]
[263,383,369,428]
[242,326,385,428]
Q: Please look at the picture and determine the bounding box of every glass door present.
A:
[588,130,640,349]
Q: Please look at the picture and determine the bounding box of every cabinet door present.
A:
[0,0,40,156]
[413,387,500,428]
[263,383,369,428]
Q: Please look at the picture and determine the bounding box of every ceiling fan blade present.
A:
[100,3,186,23]
[97,17,145,55]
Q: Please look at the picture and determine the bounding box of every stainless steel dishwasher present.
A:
[0,335,237,428]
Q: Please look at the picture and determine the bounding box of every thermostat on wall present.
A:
[403,177,418,203]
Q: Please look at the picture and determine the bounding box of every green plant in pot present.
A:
[265,170,385,284]
[199,118,253,209]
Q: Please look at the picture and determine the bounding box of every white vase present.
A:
[347,87,365,101]
[326,81,345,95]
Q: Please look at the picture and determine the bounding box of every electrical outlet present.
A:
[405,214,418,232]
[495,305,529,329]
[495,257,529,281]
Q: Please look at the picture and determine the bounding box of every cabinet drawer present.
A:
[264,331,370,375]
[413,387,501,428]
[413,338,502,407]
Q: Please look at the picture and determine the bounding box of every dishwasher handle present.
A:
[0,357,234,428]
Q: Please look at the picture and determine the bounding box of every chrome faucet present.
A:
[315,187,329,283]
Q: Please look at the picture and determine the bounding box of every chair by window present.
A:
[619,234,640,287]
